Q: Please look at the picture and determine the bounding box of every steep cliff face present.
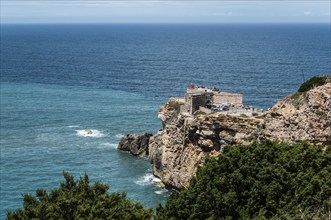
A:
[148,102,262,189]
[149,82,331,189]
[260,82,331,146]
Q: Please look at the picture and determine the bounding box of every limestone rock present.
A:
[148,101,261,189]
[118,133,153,157]
[260,82,331,146]
[149,81,330,189]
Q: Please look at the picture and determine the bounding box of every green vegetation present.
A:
[290,75,329,107]
[8,141,331,220]
[290,92,307,108]
[156,141,331,219]
[298,75,329,93]
[7,172,153,220]
[168,100,182,112]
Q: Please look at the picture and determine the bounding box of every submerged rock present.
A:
[118,133,153,157]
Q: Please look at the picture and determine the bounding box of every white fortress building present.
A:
[181,83,243,114]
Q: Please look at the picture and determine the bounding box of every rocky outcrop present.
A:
[117,79,330,189]
[148,102,262,189]
[149,81,331,189]
[118,133,153,157]
[260,82,331,146]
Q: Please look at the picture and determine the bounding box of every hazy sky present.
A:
[1,1,330,23]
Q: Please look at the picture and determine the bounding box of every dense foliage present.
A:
[156,141,331,219]
[7,142,331,219]
[298,75,329,92]
[7,172,153,220]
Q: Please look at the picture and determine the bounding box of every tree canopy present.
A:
[7,172,153,220]
[156,141,331,219]
[7,141,330,219]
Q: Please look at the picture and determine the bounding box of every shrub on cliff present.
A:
[156,141,331,219]
[298,75,329,93]
[168,100,182,112]
[6,172,153,220]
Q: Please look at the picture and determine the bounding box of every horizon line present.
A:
[1,21,330,25]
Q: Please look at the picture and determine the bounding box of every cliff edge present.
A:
[149,101,262,189]
[148,79,330,189]
[260,81,330,145]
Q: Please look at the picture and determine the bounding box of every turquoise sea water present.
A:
[1,24,330,218]
[0,82,167,217]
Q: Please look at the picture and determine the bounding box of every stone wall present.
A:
[213,93,242,105]
[185,91,242,114]
[191,95,206,114]
[180,105,190,114]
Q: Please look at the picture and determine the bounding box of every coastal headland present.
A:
[118,76,331,189]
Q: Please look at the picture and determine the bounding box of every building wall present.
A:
[191,95,206,114]
[180,105,190,114]
[205,93,214,105]
[184,93,192,106]
[184,90,243,114]
[170,97,185,104]
[213,93,242,105]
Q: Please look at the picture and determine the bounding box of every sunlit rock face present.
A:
[260,82,330,146]
[149,80,330,189]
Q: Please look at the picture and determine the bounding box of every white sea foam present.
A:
[75,129,104,138]
[115,134,124,139]
[155,189,167,195]
[68,125,79,128]
[134,173,154,186]
[134,173,163,186]
[152,177,162,183]
[100,143,118,149]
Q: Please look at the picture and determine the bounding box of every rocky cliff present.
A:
[260,82,331,145]
[118,133,153,157]
[148,102,262,189]
[148,81,331,189]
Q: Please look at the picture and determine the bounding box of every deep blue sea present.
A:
[1,23,330,218]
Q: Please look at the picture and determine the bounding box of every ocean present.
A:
[0,23,330,218]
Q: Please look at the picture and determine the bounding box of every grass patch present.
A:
[290,92,307,108]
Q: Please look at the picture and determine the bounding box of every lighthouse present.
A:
[189,82,195,90]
